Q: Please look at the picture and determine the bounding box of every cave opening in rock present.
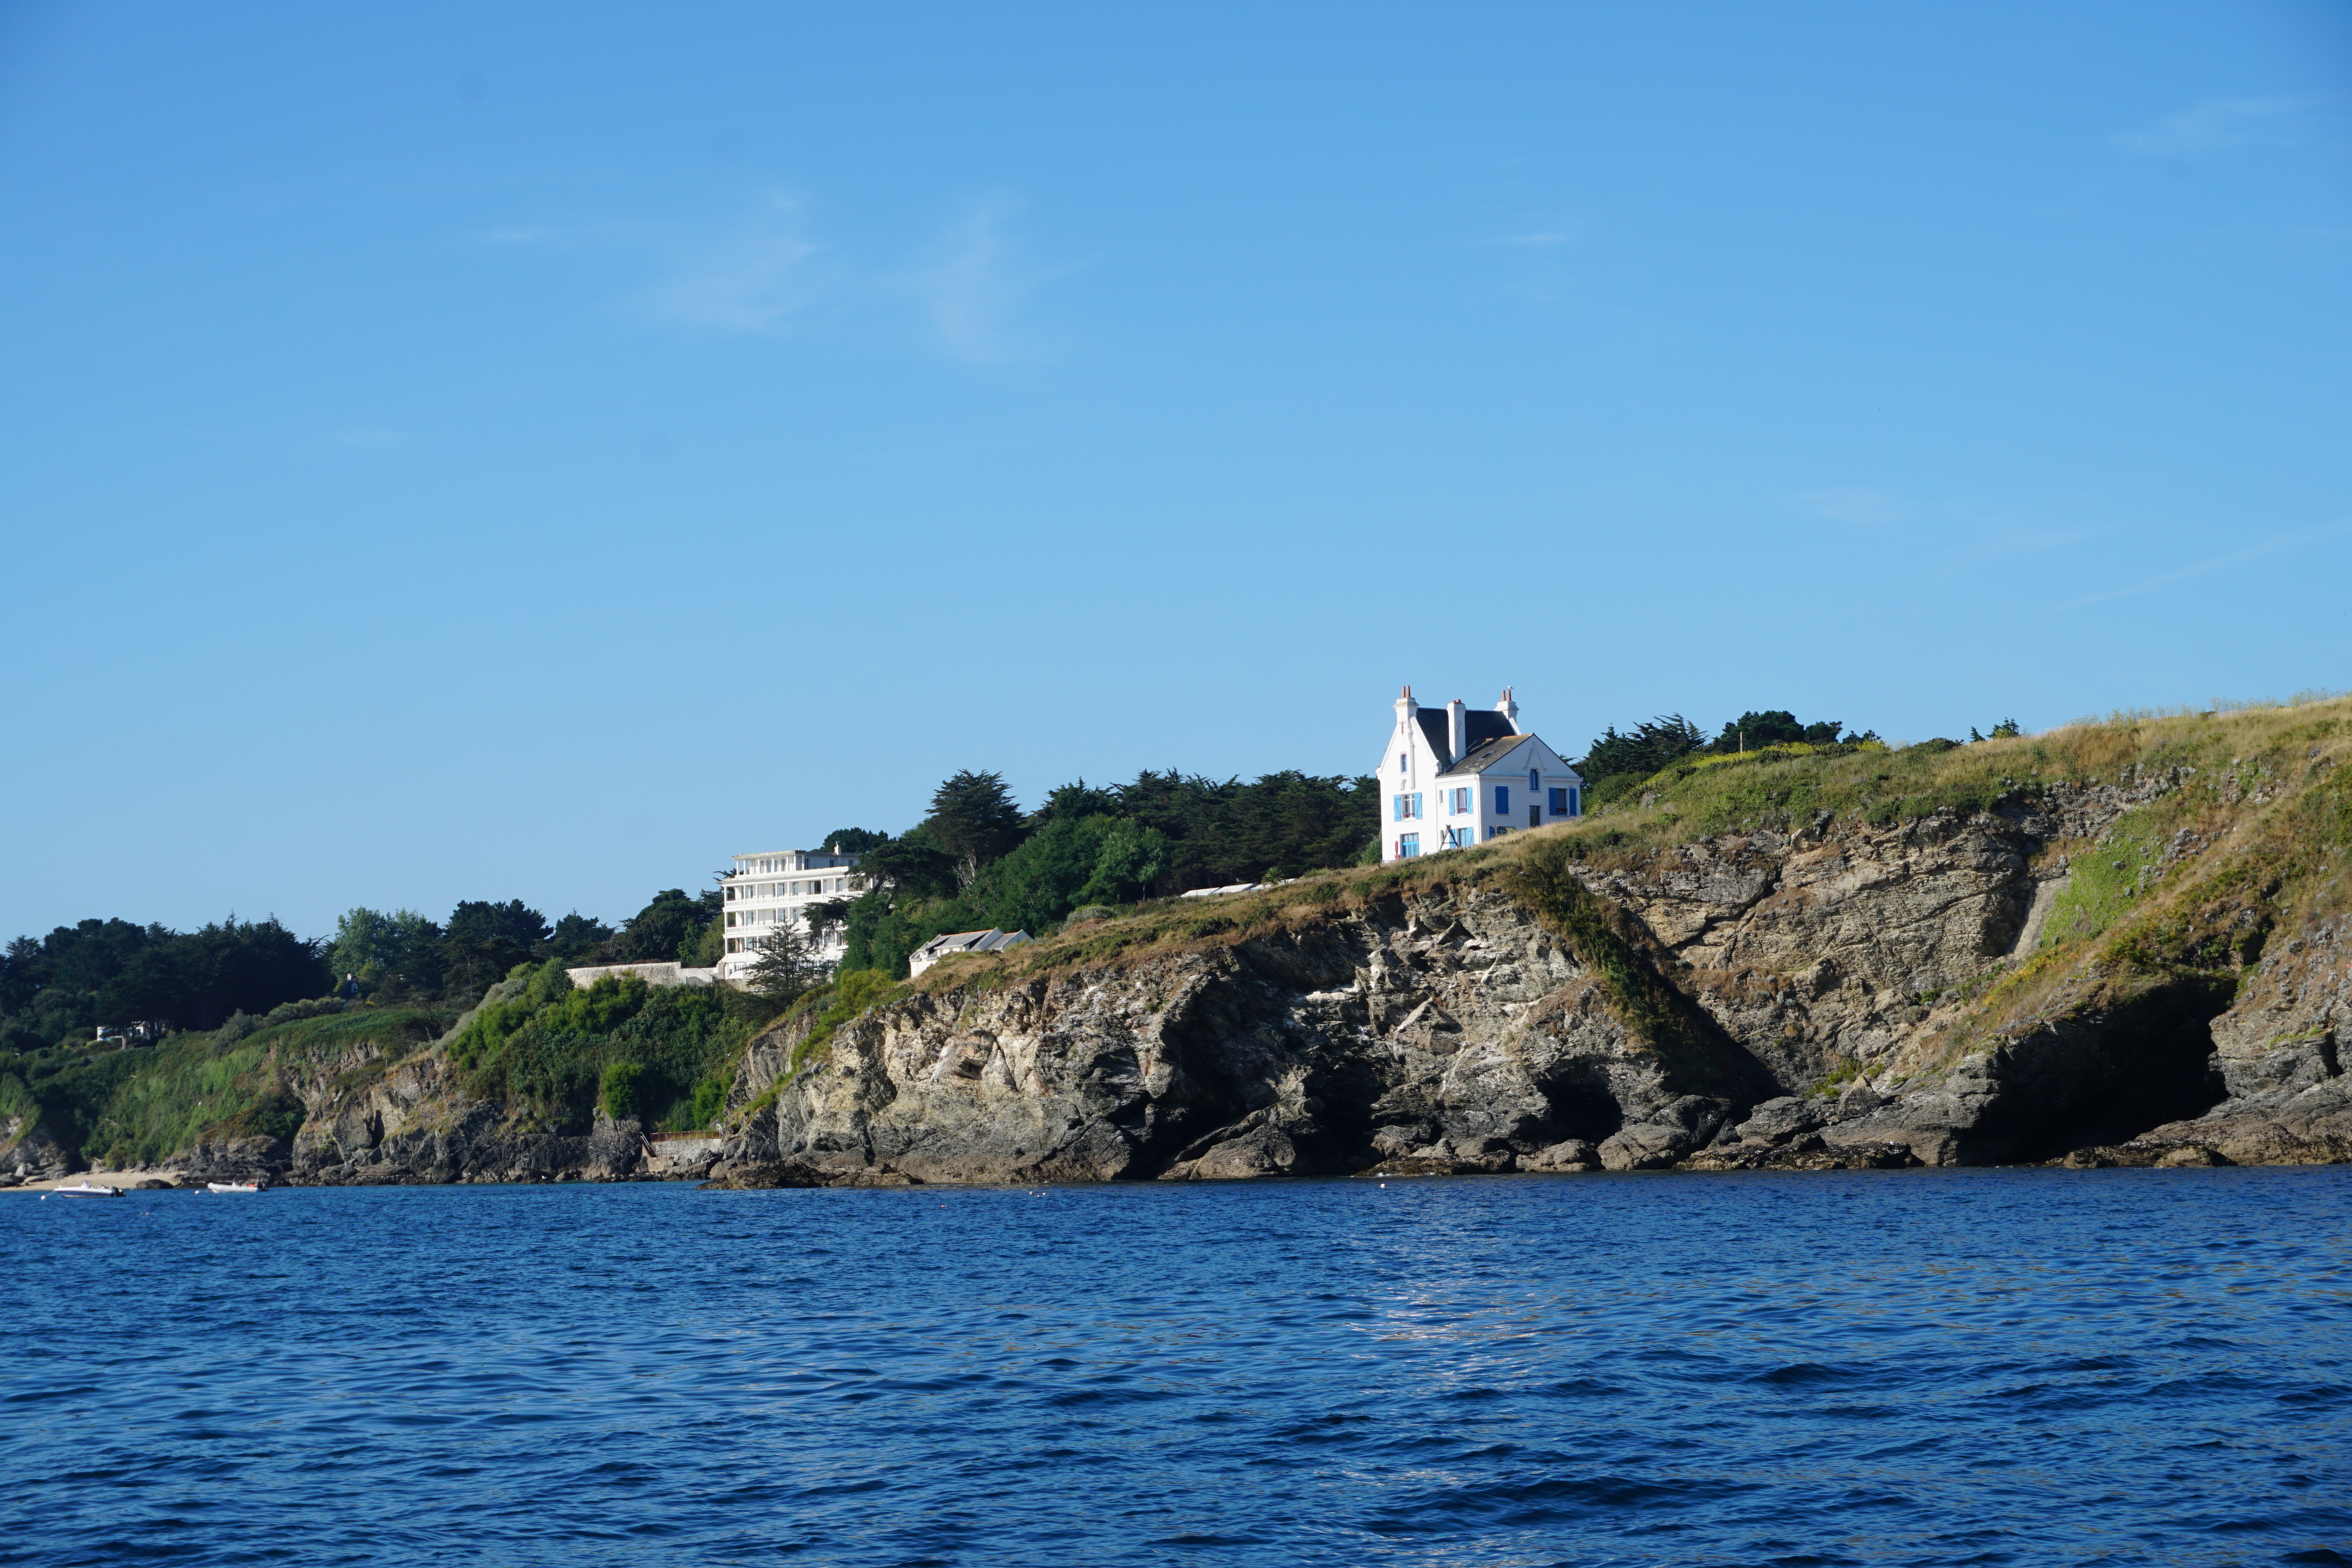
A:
[1542,1085,1625,1144]
[2007,978,2234,1162]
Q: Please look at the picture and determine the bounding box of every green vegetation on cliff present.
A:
[840,767,1379,976]
[3,951,787,1168]
[898,695,2350,1101]
[4,1006,449,1169]
[446,959,761,1133]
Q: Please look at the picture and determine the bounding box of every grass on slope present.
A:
[888,695,2352,1081]
[4,1007,451,1168]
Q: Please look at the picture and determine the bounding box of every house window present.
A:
[1448,787,1468,814]
[1398,753,1406,774]
[724,911,737,927]
[1398,833,1420,858]
[1530,770,1539,791]
[1495,784,1511,814]
[1487,825,1509,840]
[1550,788,1569,815]
[725,937,743,954]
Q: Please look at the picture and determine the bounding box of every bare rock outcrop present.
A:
[717,758,2351,1184]
[116,726,2344,1188]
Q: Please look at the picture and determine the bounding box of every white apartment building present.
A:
[1378,686,1583,863]
[719,848,867,981]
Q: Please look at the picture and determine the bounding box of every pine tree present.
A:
[743,925,820,1004]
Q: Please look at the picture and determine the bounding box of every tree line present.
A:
[0,885,730,1057]
[1574,708,1883,804]
[808,767,1377,978]
[1,765,1380,1049]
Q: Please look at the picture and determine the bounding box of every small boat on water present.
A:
[51,1182,121,1198]
[206,1182,264,1194]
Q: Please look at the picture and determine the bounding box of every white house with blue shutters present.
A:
[1377,686,1583,862]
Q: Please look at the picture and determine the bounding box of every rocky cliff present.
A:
[711,702,2350,1184]
[12,701,2343,1188]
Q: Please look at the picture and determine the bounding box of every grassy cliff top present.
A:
[907,694,2352,993]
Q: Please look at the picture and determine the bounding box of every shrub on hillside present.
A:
[599,1061,644,1122]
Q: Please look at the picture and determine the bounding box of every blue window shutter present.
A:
[1496,785,1509,814]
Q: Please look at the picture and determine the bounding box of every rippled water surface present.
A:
[5,1169,2350,1566]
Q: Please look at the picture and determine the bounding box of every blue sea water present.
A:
[4,1169,2350,1567]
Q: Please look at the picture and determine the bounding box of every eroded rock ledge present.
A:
[25,739,2336,1190]
[709,796,2348,1186]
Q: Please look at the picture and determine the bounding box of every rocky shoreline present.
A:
[9,724,2346,1191]
[699,767,2347,1188]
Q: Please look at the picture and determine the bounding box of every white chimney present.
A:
[1447,698,1466,763]
[1395,683,1418,733]
[1497,686,1519,733]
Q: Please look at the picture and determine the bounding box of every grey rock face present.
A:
[0,1113,74,1181]
[728,882,1770,1186]
[158,1033,659,1186]
[135,759,2350,1186]
[1598,1096,1732,1171]
[2207,922,2344,1099]
[717,779,2352,1182]
[1728,1096,1825,1148]
[1522,1139,1600,1172]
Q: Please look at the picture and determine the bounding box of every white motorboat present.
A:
[206,1182,263,1194]
[51,1181,120,1198]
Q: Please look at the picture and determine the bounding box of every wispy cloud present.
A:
[2053,520,2351,610]
[479,191,1064,362]
[900,195,1065,365]
[1788,486,2123,567]
[640,195,823,335]
[2114,97,2309,158]
[1793,486,1909,526]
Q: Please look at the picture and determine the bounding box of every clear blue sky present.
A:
[3,1,2346,942]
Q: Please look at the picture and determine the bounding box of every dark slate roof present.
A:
[1439,733,1534,778]
[1463,710,1515,750]
[1412,706,1520,767]
[1412,708,1452,760]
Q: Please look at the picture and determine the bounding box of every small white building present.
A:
[908,928,1033,977]
[719,848,868,981]
[1377,686,1583,862]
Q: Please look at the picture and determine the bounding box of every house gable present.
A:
[1378,685,1585,862]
